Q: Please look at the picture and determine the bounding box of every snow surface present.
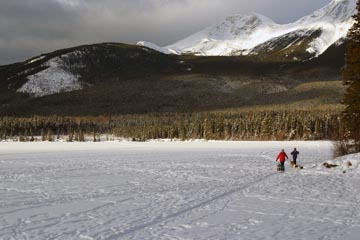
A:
[26,56,46,65]
[140,0,356,57]
[137,41,177,55]
[17,54,83,97]
[1,141,360,240]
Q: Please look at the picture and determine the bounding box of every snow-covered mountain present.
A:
[138,0,356,59]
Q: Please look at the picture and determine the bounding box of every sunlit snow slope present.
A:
[16,52,84,97]
[139,0,356,58]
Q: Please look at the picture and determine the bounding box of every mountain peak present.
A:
[203,12,276,41]
[296,0,356,24]
[332,0,354,3]
[222,12,275,24]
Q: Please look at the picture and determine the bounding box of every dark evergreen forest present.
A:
[0,109,343,142]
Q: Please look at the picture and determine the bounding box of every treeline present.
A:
[0,110,344,142]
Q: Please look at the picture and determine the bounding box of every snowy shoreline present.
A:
[0,140,334,153]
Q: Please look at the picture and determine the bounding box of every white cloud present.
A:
[54,0,82,7]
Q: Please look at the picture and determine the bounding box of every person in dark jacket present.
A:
[276,149,288,172]
[291,148,299,165]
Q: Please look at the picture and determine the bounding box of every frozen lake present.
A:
[1,141,360,240]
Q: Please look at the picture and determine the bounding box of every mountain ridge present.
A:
[138,0,356,59]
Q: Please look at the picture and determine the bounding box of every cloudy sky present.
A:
[0,0,332,65]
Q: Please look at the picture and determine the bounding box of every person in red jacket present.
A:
[276,149,289,172]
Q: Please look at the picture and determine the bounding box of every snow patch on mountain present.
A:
[26,56,46,65]
[17,54,83,97]
[137,41,179,54]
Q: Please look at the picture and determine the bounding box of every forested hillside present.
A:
[0,42,345,116]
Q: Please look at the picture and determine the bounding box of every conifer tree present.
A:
[343,0,360,148]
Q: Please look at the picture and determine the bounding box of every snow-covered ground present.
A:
[1,141,360,240]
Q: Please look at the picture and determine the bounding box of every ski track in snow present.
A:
[0,141,359,240]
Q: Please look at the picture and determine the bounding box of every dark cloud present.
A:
[0,0,331,65]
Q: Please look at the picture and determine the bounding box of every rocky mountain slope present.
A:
[0,41,346,116]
